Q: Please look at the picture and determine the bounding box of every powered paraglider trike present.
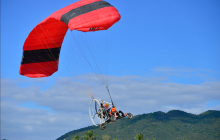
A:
[89,99,133,130]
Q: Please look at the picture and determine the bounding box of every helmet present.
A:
[105,103,109,106]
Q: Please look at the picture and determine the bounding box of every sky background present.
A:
[1,0,220,140]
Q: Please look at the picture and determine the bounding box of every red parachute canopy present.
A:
[19,0,120,78]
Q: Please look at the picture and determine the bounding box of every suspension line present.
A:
[106,85,114,105]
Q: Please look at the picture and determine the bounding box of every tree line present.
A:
[71,130,188,140]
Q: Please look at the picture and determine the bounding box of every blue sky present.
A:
[1,0,220,140]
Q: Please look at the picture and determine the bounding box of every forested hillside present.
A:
[56,110,220,140]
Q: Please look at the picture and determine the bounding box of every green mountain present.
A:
[56,110,220,140]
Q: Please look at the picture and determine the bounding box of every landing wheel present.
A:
[127,113,133,119]
[100,124,105,130]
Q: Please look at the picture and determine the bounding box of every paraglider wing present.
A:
[19,0,121,78]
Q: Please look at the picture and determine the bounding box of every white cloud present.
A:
[1,99,91,140]
[150,66,218,82]
[1,74,220,140]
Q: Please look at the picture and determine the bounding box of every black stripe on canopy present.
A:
[60,1,112,25]
[21,47,61,64]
